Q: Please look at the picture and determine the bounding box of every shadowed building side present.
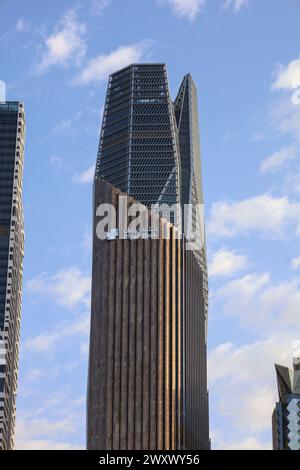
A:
[184,250,209,449]
[174,74,209,449]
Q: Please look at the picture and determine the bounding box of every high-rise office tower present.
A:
[88,64,209,449]
[272,356,300,450]
[0,102,25,450]
[174,72,209,449]
[88,180,184,450]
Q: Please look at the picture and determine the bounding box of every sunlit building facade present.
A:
[0,102,25,450]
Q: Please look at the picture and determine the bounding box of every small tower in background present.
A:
[272,354,300,450]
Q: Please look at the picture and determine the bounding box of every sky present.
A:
[1,0,300,450]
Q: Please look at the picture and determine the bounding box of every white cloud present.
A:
[27,267,91,309]
[82,226,93,252]
[212,433,271,450]
[24,314,89,354]
[49,155,63,169]
[15,437,81,451]
[90,0,110,15]
[53,111,82,135]
[74,41,150,85]
[157,0,206,20]
[17,417,75,438]
[80,341,89,356]
[208,194,300,238]
[209,248,248,277]
[25,368,46,383]
[15,391,85,449]
[16,18,30,32]
[73,165,95,184]
[251,130,267,142]
[222,129,238,143]
[272,56,300,91]
[292,88,300,105]
[259,146,296,174]
[209,334,300,442]
[0,80,6,102]
[223,0,250,12]
[290,256,300,270]
[24,363,79,383]
[209,336,292,385]
[157,0,251,18]
[209,261,300,447]
[270,96,300,142]
[213,272,300,330]
[219,385,275,433]
[270,56,300,142]
[36,10,86,73]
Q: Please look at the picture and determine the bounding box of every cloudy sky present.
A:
[1,0,300,450]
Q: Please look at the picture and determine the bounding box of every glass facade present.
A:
[287,396,300,450]
[273,362,300,450]
[0,101,25,450]
[96,64,181,208]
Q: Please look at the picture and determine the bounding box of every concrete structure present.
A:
[88,64,209,449]
[272,356,300,450]
[0,101,25,450]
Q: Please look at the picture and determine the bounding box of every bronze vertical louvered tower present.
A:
[88,181,183,449]
[88,64,209,449]
[0,102,25,450]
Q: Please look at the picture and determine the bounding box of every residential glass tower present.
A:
[0,102,25,450]
[88,64,209,449]
[272,357,300,450]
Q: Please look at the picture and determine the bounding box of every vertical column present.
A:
[164,225,171,450]
[112,225,123,449]
[88,181,111,449]
[149,237,158,449]
[176,238,182,449]
[171,229,177,450]
[127,237,137,449]
[157,220,165,449]
[142,238,151,449]
[135,238,144,450]
[105,190,117,450]
[120,234,130,448]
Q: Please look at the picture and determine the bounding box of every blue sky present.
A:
[1,0,300,450]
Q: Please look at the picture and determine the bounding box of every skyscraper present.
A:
[272,356,300,450]
[0,102,25,450]
[174,72,209,449]
[88,180,184,450]
[88,64,209,450]
[95,64,181,208]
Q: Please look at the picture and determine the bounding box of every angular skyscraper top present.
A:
[0,101,25,449]
[272,356,300,450]
[175,74,203,208]
[96,64,181,208]
[89,64,209,450]
[174,73,208,307]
